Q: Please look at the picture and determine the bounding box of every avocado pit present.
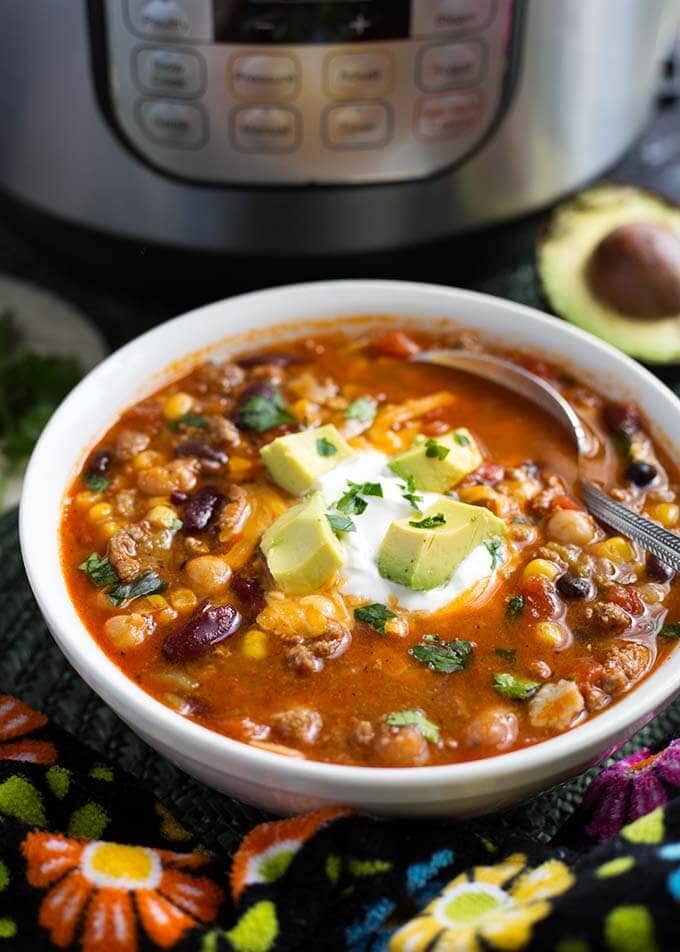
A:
[588,222,680,319]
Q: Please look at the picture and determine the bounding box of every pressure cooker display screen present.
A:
[213,1,411,43]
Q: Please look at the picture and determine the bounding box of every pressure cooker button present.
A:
[412,0,496,37]
[231,107,300,153]
[323,103,392,150]
[414,91,483,141]
[138,100,206,146]
[127,0,213,41]
[135,48,205,97]
[418,41,486,91]
[230,54,299,102]
[325,52,393,100]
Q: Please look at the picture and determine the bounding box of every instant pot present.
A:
[0,1,678,255]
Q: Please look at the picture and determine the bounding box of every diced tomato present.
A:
[572,659,604,687]
[522,576,560,619]
[369,331,421,360]
[605,584,644,616]
[552,495,583,512]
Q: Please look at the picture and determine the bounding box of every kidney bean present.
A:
[626,461,657,487]
[87,449,112,474]
[231,573,266,617]
[557,573,594,600]
[237,352,301,368]
[646,552,675,583]
[603,401,641,435]
[176,441,228,468]
[182,486,225,532]
[163,601,242,662]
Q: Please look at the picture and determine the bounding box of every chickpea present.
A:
[104,613,153,650]
[547,508,595,546]
[184,555,232,595]
[465,708,518,750]
[373,724,429,766]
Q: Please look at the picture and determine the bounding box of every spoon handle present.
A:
[581,480,680,572]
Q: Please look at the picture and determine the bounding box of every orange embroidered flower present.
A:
[0,695,56,765]
[22,831,223,951]
[231,806,351,900]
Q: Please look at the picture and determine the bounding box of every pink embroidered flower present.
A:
[581,740,680,841]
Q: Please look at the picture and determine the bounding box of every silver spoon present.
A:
[414,349,680,573]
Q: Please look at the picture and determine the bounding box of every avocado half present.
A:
[538,184,680,364]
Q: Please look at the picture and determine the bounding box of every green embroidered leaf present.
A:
[78,553,119,588]
[409,513,446,529]
[0,776,46,826]
[409,635,473,673]
[425,438,450,460]
[493,672,540,700]
[107,570,167,606]
[354,603,397,634]
[46,766,71,800]
[385,709,440,744]
[225,900,279,952]
[67,801,110,839]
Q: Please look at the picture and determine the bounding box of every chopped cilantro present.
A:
[168,413,209,432]
[345,396,377,425]
[660,622,680,639]
[78,553,119,588]
[493,672,540,700]
[485,537,504,570]
[409,634,473,673]
[425,438,450,460]
[327,513,356,534]
[316,437,338,457]
[108,571,167,607]
[494,648,517,663]
[385,709,440,744]
[409,513,446,529]
[453,431,471,447]
[335,480,383,516]
[354,603,396,634]
[400,475,423,512]
[506,594,525,618]
[237,387,294,433]
[83,473,110,493]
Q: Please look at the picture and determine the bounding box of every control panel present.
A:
[99,0,521,185]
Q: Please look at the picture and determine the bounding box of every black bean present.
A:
[176,440,228,468]
[231,573,266,617]
[182,486,224,532]
[626,461,657,487]
[237,352,301,368]
[163,601,241,662]
[603,401,641,435]
[646,552,675,583]
[557,573,594,600]
[170,491,189,505]
[88,449,112,474]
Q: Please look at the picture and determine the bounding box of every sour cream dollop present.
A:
[316,450,496,612]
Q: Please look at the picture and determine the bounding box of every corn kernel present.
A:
[229,457,253,480]
[87,502,113,524]
[591,536,635,563]
[163,392,194,421]
[653,503,680,528]
[98,520,120,541]
[522,558,561,582]
[241,629,268,660]
[169,588,198,613]
[459,485,498,505]
[535,621,566,649]
[146,504,179,529]
[75,490,99,509]
[132,450,164,470]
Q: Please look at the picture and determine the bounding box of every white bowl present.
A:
[19,280,680,817]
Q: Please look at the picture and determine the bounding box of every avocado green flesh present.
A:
[538,184,680,364]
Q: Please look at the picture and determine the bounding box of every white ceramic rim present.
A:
[19,279,680,796]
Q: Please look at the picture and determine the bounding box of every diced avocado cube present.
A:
[261,424,354,496]
[388,428,482,492]
[261,491,344,595]
[377,498,504,591]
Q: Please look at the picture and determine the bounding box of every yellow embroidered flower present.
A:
[390,852,574,952]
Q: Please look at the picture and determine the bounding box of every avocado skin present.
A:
[538,184,680,365]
